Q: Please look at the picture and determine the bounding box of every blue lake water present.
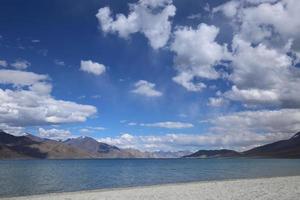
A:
[0,158,300,197]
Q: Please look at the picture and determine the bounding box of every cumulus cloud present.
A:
[38,128,72,140]
[0,69,48,87]
[131,80,162,97]
[223,36,300,108]
[215,0,300,50]
[11,59,31,70]
[0,89,97,126]
[80,60,106,75]
[210,0,300,109]
[238,0,300,45]
[213,0,240,18]
[96,0,176,49]
[0,69,97,127]
[171,23,229,91]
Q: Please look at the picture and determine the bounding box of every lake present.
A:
[1,158,300,197]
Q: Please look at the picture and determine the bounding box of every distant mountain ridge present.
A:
[63,136,149,158]
[184,132,300,159]
[0,130,91,159]
[64,136,120,154]
[2,130,300,159]
[243,132,300,158]
[0,130,191,159]
[183,149,241,158]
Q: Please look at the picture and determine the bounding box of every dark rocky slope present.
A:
[183,149,240,158]
[243,132,300,158]
[184,132,300,158]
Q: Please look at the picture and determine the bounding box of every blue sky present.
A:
[1,0,300,151]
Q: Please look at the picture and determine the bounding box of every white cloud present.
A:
[128,122,137,126]
[0,88,97,126]
[213,0,240,18]
[92,126,106,131]
[171,23,229,91]
[223,36,300,108]
[208,97,227,107]
[172,72,206,92]
[239,0,300,45]
[96,0,176,49]
[97,131,283,151]
[0,123,24,136]
[131,80,162,97]
[0,69,48,87]
[230,37,292,90]
[0,69,97,127]
[210,109,300,139]
[0,60,8,67]
[0,69,52,96]
[11,59,31,70]
[215,0,300,51]
[140,121,194,129]
[80,60,106,75]
[38,128,72,140]
[79,126,106,133]
[29,82,53,95]
[245,0,279,4]
[98,109,300,151]
[127,121,193,129]
[127,120,194,129]
[209,1,300,109]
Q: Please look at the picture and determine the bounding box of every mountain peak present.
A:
[291,132,300,139]
[78,136,96,141]
[24,133,45,142]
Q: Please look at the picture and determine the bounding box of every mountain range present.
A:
[0,130,191,159]
[1,130,300,159]
[184,132,300,158]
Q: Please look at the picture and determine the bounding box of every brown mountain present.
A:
[0,131,190,159]
[64,136,120,155]
[184,132,300,159]
[5,130,299,159]
[0,130,92,159]
[243,132,300,158]
[64,136,148,158]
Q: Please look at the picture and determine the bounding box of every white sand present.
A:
[2,176,300,200]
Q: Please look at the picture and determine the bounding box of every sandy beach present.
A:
[2,176,300,200]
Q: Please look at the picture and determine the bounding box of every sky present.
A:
[1,0,300,151]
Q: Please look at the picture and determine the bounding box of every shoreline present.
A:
[2,176,300,200]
